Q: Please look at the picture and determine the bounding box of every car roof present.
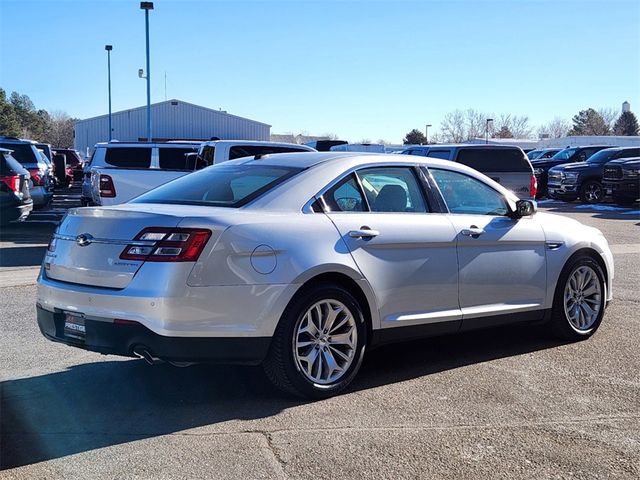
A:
[95,141,199,148]
[0,136,37,145]
[199,139,316,150]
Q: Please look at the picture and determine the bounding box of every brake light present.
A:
[530,174,538,198]
[27,168,42,186]
[0,175,20,193]
[120,227,212,262]
[99,174,116,197]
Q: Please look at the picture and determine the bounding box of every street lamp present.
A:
[425,124,432,145]
[105,45,113,141]
[140,2,154,142]
[485,118,494,144]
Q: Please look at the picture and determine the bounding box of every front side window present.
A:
[431,168,508,216]
[132,164,302,207]
[158,147,198,170]
[551,148,578,161]
[357,167,428,213]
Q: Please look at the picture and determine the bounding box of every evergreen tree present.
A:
[613,111,639,136]
[493,126,513,138]
[0,88,21,137]
[567,108,610,135]
[403,129,427,145]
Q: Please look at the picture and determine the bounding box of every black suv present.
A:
[547,147,640,203]
[0,148,32,224]
[531,145,611,198]
[602,157,640,206]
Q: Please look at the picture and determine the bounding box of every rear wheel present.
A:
[579,180,604,204]
[549,255,606,341]
[263,284,367,399]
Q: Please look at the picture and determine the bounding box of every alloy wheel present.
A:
[585,183,603,202]
[563,265,602,331]
[293,299,358,385]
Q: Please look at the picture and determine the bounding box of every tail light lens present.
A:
[120,227,212,262]
[0,175,21,193]
[530,174,538,198]
[99,174,116,197]
[27,168,42,186]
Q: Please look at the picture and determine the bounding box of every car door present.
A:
[428,168,547,326]
[322,166,461,330]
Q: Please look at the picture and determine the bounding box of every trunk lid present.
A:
[44,206,182,289]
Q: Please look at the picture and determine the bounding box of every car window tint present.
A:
[158,147,197,170]
[322,174,366,212]
[357,167,428,213]
[132,165,301,207]
[228,145,309,160]
[427,150,451,160]
[456,148,531,173]
[431,168,508,216]
[409,149,426,156]
[0,143,38,165]
[104,148,151,168]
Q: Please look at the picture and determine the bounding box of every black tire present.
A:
[263,283,367,399]
[549,255,606,341]
[579,180,604,204]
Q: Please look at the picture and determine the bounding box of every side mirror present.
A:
[513,199,537,218]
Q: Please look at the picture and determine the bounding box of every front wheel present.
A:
[263,284,367,399]
[579,180,604,204]
[549,256,606,341]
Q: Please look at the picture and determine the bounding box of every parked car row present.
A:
[530,145,639,205]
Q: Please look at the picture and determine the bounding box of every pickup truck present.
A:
[85,140,316,206]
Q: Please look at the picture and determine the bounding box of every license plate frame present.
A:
[64,312,86,341]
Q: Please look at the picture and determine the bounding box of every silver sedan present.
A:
[37,152,614,398]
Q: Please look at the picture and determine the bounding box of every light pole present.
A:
[105,45,113,141]
[140,2,154,141]
[425,124,432,145]
[485,118,494,144]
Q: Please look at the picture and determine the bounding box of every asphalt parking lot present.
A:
[1,201,639,479]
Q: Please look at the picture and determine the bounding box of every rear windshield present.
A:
[0,153,25,175]
[132,164,302,207]
[0,143,38,165]
[105,147,152,168]
[455,148,531,173]
[158,147,198,170]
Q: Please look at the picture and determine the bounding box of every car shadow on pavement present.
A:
[0,324,564,470]
[537,201,640,220]
[0,246,48,267]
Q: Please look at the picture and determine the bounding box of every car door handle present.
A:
[460,226,485,238]
[349,227,380,239]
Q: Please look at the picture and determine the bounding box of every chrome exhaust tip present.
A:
[133,346,163,365]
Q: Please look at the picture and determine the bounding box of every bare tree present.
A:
[537,117,570,139]
[598,107,618,131]
[440,110,466,143]
[321,132,339,140]
[465,109,489,140]
[43,110,76,147]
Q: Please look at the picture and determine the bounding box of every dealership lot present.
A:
[1,202,639,479]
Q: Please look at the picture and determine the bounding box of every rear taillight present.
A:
[99,174,116,197]
[530,174,538,198]
[120,227,212,262]
[27,168,42,186]
[0,175,20,193]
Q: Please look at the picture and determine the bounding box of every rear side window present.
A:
[105,148,152,168]
[132,164,302,207]
[358,167,428,213]
[158,147,197,170]
[228,145,308,160]
[0,143,38,165]
[455,148,531,173]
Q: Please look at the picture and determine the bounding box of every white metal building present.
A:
[537,135,640,148]
[74,99,271,155]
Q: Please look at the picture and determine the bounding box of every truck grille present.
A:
[603,165,623,180]
[548,171,562,183]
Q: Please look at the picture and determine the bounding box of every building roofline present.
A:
[75,99,272,128]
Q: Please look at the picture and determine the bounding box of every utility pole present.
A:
[140,2,154,141]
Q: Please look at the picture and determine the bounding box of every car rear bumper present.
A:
[1,200,33,223]
[36,305,271,365]
[547,183,578,200]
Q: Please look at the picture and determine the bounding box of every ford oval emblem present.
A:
[76,233,94,247]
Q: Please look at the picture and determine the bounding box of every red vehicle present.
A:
[53,148,84,182]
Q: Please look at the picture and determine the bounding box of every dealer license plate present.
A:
[64,312,86,341]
